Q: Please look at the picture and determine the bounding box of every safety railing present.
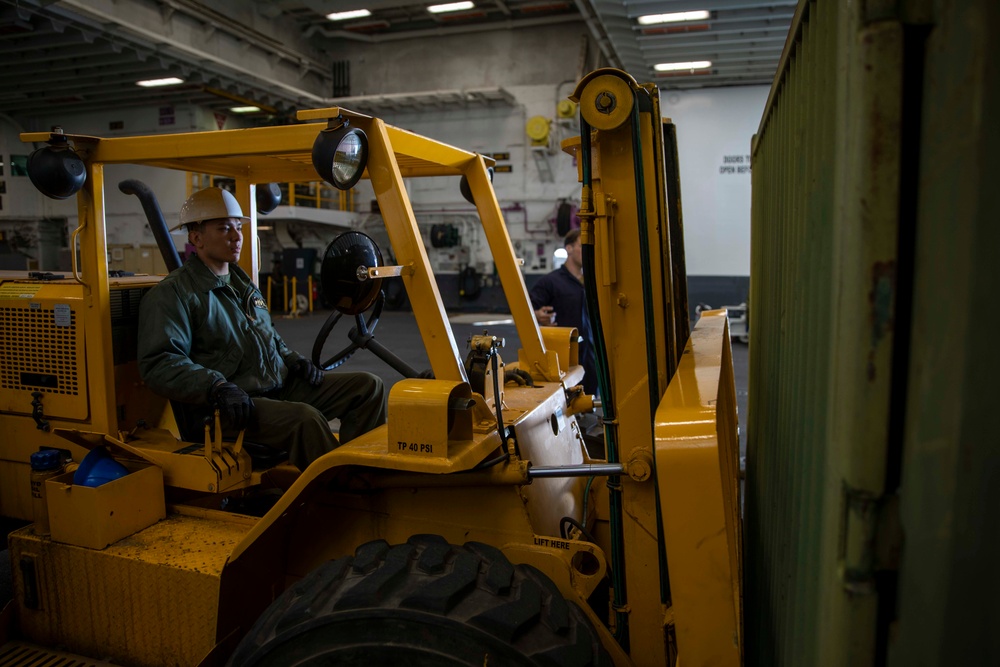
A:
[187,173,356,212]
[285,181,355,212]
[263,274,315,315]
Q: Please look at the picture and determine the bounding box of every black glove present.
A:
[211,382,254,431]
[293,358,325,387]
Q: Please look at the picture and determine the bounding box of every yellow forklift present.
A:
[0,68,740,666]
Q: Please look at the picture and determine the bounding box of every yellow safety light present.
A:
[312,118,369,190]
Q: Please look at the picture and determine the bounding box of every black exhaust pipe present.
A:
[118,179,181,273]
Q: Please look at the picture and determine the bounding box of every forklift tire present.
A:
[229,535,611,667]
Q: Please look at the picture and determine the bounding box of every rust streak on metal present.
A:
[866,260,896,381]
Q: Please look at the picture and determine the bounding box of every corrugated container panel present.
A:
[748,0,999,664]
[747,0,908,664]
[887,1,1000,665]
[747,2,836,663]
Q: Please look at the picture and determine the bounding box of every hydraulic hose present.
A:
[579,112,629,650]
[628,91,671,604]
[491,351,507,454]
[628,95,660,418]
[118,179,181,272]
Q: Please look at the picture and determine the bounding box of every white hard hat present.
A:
[172,188,250,231]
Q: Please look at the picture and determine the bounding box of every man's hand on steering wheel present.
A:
[292,358,325,387]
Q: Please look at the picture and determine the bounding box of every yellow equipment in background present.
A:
[1,68,740,666]
[526,115,552,147]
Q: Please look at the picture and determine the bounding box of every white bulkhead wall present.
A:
[662,85,769,278]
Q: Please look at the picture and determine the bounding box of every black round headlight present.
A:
[312,123,369,191]
[459,166,494,205]
[256,183,282,214]
[27,143,86,200]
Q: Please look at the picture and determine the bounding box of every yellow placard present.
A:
[0,283,41,299]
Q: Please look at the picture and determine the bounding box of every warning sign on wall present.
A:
[719,154,751,175]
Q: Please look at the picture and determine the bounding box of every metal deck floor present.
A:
[272,309,750,458]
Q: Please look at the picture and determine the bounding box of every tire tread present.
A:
[230,536,609,667]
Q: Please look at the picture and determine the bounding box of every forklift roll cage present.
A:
[3,71,742,667]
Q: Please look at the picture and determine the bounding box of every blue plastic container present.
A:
[73,446,129,488]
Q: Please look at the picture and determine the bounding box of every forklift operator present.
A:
[137,187,387,470]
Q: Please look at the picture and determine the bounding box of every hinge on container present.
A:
[839,484,902,595]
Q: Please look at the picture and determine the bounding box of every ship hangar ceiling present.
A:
[0,0,795,122]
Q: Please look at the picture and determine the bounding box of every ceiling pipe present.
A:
[163,0,328,78]
[53,0,330,106]
[571,0,623,68]
[304,14,582,42]
[624,0,797,12]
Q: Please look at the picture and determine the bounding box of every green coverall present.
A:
[138,254,386,469]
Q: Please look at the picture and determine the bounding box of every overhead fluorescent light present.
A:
[428,2,474,13]
[638,10,710,25]
[136,77,184,87]
[326,9,371,21]
[654,60,712,72]
[230,106,261,113]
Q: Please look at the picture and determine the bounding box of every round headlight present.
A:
[27,141,86,200]
[256,182,282,214]
[312,124,369,191]
[459,165,494,205]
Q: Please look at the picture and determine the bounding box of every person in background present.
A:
[529,228,599,396]
[138,187,386,470]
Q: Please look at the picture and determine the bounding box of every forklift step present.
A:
[0,640,116,666]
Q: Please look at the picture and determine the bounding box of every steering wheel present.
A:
[312,290,385,370]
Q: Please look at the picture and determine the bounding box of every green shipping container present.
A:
[746,0,999,665]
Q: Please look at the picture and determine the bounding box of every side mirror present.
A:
[321,231,384,315]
